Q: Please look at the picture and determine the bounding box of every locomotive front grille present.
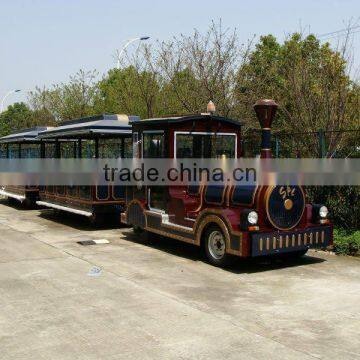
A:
[265,186,305,230]
[251,226,332,256]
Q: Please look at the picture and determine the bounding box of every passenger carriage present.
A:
[36,114,137,223]
[0,126,52,206]
[122,100,333,266]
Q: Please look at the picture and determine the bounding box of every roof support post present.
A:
[55,139,60,158]
[95,137,99,158]
[77,139,82,158]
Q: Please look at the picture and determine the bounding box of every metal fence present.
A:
[242,129,360,158]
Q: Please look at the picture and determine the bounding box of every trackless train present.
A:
[0,99,333,266]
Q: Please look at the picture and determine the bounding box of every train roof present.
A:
[38,114,138,139]
[0,126,52,143]
[130,114,243,127]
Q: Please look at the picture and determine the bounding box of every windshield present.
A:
[175,133,236,158]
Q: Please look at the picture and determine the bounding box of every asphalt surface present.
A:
[0,199,359,359]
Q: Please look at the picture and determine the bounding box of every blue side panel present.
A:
[96,186,109,200]
[113,186,126,199]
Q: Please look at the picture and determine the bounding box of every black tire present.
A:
[23,198,34,208]
[203,225,234,267]
[133,225,144,235]
[89,213,105,227]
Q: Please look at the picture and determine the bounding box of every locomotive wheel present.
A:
[133,225,144,235]
[204,225,233,267]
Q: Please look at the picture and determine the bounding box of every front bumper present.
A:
[251,225,332,257]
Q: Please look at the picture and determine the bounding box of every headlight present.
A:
[319,206,328,218]
[247,211,258,225]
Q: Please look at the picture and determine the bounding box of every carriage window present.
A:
[132,132,139,158]
[176,133,236,158]
[98,137,133,158]
[0,144,7,158]
[81,140,96,158]
[8,144,19,158]
[60,142,76,158]
[124,137,132,158]
[21,144,41,158]
[143,132,165,158]
[99,139,122,158]
[45,143,56,158]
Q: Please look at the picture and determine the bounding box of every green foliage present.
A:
[236,33,358,157]
[307,186,360,231]
[95,66,160,118]
[333,228,360,256]
[0,102,34,136]
[29,69,99,122]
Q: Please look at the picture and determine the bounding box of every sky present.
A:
[0,0,359,107]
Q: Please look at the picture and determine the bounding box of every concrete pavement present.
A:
[0,200,359,359]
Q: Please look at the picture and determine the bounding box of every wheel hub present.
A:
[208,230,225,259]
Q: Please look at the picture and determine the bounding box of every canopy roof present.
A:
[0,127,51,143]
[130,114,243,127]
[38,114,137,139]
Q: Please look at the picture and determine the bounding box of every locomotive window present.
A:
[175,133,236,158]
[143,132,165,158]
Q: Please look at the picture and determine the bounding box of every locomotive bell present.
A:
[253,99,278,158]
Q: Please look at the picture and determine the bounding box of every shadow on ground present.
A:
[37,208,131,231]
[121,229,326,274]
[0,198,33,211]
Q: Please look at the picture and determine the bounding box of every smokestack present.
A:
[253,99,278,158]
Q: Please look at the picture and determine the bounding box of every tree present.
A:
[0,102,34,136]
[96,64,161,119]
[157,20,252,117]
[235,33,359,157]
[28,69,99,122]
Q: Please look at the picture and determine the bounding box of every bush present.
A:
[306,186,360,231]
[333,229,360,256]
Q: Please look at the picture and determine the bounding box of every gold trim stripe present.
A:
[257,230,328,253]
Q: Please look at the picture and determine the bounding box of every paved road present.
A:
[0,200,359,360]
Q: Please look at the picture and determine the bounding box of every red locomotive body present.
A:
[124,100,332,266]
